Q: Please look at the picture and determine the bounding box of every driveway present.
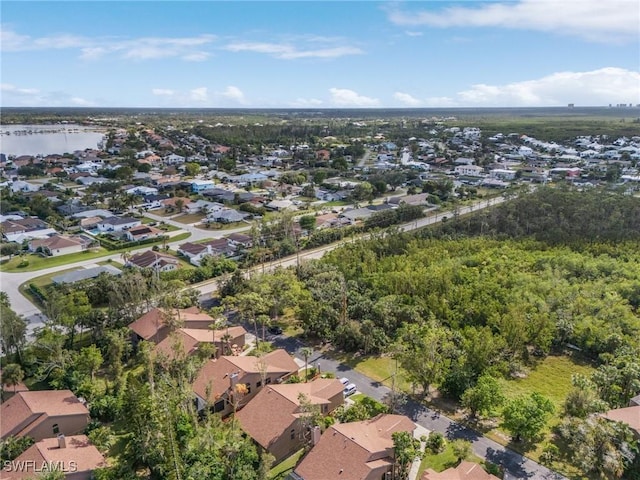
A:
[270,336,566,480]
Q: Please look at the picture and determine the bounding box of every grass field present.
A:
[336,350,595,477]
[329,353,413,393]
[1,248,112,272]
[487,354,595,467]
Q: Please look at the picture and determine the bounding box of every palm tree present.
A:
[2,363,24,393]
[120,250,132,266]
[221,333,233,356]
[300,347,313,382]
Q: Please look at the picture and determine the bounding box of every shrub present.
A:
[426,431,446,454]
[89,394,121,422]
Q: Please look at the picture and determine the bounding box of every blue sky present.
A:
[1,1,639,108]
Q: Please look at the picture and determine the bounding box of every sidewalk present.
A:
[409,424,430,480]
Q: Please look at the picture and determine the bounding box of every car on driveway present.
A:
[339,377,350,386]
[268,325,283,335]
[343,383,357,397]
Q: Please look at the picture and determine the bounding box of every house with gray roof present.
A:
[52,265,122,285]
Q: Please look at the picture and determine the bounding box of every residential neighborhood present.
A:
[2,110,640,480]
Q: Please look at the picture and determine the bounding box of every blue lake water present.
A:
[0,124,106,157]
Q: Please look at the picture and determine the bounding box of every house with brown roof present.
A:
[124,224,164,242]
[2,434,106,480]
[192,349,299,415]
[28,235,90,257]
[126,250,179,272]
[292,414,416,480]
[128,306,215,344]
[236,379,344,463]
[153,326,247,361]
[1,390,90,441]
[1,217,53,242]
[603,405,640,437]
[421,461,501,480]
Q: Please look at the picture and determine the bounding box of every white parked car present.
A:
[339,377,350,386]
[343,383,357,397]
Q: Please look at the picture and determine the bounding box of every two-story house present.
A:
[236,379,344,463]
[191,349,298,415]
[128,306,216,344]
[292,414,416,480]
[1,390,90,441]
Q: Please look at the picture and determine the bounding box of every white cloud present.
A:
[0,26,216,61]
[393,92,423,107]
[220,86,247,105]
[1,83,98,107]
[329,88,380,107]
[183,52,209,62]
[189,87,209,103]
[152,88,175,96]
[70,97,94,107]
[224,41,363,60]
[386,0,639,43]
[1,83,40,95]
[289,97,324,107]
[404,31,423,37]
[426,67,640,107]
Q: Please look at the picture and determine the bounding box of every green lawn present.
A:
[173,213,206,224]
[268,448,305,479]
[336,350,594,477]
[1,248,112,272]
[0,233,191,272]
[487,354,595,464]
[418,443,485,477]
[141,217,179,231]
[496,354,595,412]
[330,353,412,393]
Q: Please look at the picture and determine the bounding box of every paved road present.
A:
[269,334,566,480]
[3,196,505,333]
[0,226,206,333]
[142,211,253,241]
